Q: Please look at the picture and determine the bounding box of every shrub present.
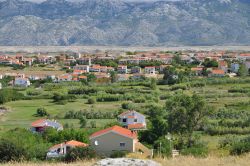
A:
[87,97,96,104]
[0,128,50,162]
[121,102,134,109]
[26,89,42,96]
[0,89,24,104]
[110,151,128,158]
[154,137,171,157]
[0,139,26,162]
[133,97,146,103]
[170,84,188,91]
[79,116,87,128]
[230,137,250,155]
[181,143,208,157]
[64,147,96,162]
[90,121,97,128]
[36,107,49,117]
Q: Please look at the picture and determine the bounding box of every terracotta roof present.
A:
[31,119,46,127]
[50,140,88,150]
[219,61,227,66]
[79,75,87,79]
[211,69,225,75]
[90,125,137,139]
[191,67,203,71]
[66,140,88,147]
[240,53,250,57]
[127,123,145,130]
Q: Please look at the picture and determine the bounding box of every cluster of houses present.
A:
[1,51,250,87]
[30,110,151,158]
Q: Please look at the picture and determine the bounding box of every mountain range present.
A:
[0,0,249,46]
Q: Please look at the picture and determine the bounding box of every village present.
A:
[1,49,250,164]
[0,50,250,88]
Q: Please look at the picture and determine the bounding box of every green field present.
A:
[1,77,250,156]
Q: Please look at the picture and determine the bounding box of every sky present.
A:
[7,0,182,2]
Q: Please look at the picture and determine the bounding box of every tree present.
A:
[79,116,87,128]
[172,54,182,65]
[202,58,218,68]
[163,66,179,85]
[150,78,157,90]
[86,74,96,83]
[140,104,168,144]
[110,71,117,83]
[166,94,211,146]
[237,64,248,77]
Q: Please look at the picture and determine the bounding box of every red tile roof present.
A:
[31,119,46,127]
[211,69,225,75]
[127,123,145,130]
[191,67,203,71]
[90,125,137,139]
[50,140,88,150]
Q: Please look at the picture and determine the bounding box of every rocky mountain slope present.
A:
[0,0,249,46]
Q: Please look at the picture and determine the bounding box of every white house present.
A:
[231,63,240,73]
[118,110,146,130]
[47,140,88,158]
[144,66,156,75]
[14,78,31,87]
[31,119,63,133]
[73,65,89,72]
[117,65,128,74]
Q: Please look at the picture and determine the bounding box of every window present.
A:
[134,119,137,122]
[120,142,125,147]
[122,118,127,123]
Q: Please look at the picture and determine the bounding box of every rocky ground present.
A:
[0,107,7,116]
[93,158,161,166]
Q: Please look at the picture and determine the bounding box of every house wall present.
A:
[90,132,135,156]
[119,112,146,126]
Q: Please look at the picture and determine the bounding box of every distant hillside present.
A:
[0,0,249,46]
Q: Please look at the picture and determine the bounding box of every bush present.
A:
[0,89,24,104]
[121,102,134,109]
[26,89,42,96]
[87,97,96,104]
[35,107,49,117]
[64,110,118,119]
[64,147,96,162]
[170,84,188,91]
[0,128,50,162]
[0,139,26,162]
[133,97,146,103]
[181,143,208,157]
[230,137,250,155]
[110,150,128,158]
[154,137,171,157]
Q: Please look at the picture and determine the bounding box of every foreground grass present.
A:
[156,154,250,166]
[2,155,250,166]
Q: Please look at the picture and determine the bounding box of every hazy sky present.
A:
[9,0,181,2]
